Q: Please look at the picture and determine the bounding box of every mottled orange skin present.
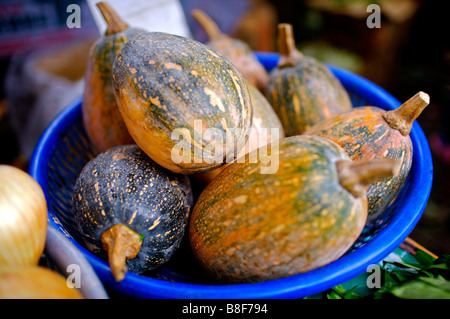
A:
[82,27,145,154]
[192,9,269,92]
[266,56,352,136]
[194,83,285,186]
[207,38,269,93]
[304,106,413,221]
[189,135,367,283]
[112,32,252,174]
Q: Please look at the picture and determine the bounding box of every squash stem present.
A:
[97,2,129,36]
[101,224,142,281]
[336,159,400,198]
[191,9,223,41]
[382,91,430,136]
[277,23,303,68]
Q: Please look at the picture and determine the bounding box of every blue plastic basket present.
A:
[29,52,433,299]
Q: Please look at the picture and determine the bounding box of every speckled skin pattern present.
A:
[266,56,352,136]
[207,38,269,92]
[72,145,193,274]
[82,27,145,154]
[112,32,252,174]
[194,83,286,185]
[191,9,269,92]
[304,106,413,221]
[189,135,368,283]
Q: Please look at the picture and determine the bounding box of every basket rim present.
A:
[29,53,433,299]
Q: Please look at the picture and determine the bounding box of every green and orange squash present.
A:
[304,91,430,221]
[82,2,145,154]
[72,145,193,281]
[112,31,252,174]
[191,9,269,93]
[189,135,398,283]
[194,83,285,186]
[266,23,352,136]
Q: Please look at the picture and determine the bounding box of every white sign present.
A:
[86,0,192,37]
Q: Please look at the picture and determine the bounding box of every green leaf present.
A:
[374,281,395,296]
[343,290,364,299]
[385,261,422,272]
[306,252,450,299]
[413,249,437,268]
[418,276,450,292]
[390,280,450,299]
[327,291,343,299]
[428,263,450,270]
[394,272,408,282]
[332,284,346,295]
[435,254,450,268]
[384,269,401,284]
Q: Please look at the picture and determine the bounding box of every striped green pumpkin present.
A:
[112,31,252,174]
[189,135,397,283]
[304,92,430,221]
[191,9,269,92]
[194,83,285,186]
[266,24,352,136]
[82,2,145,154]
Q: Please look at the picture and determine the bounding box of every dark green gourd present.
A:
[266,23,352,136]
[112,31,252,175]
[72,145,193,281]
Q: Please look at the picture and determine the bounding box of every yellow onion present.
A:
[0,266,84,299]
[0,165,47,267]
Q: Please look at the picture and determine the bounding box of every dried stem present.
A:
[97,2,129,36]
[101,224,142,281]
[277,23,303,68]
[336,158,400,198]
[191,9,223,41]
[382,91,430,136]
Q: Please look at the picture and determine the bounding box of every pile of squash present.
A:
[74,2,430,284]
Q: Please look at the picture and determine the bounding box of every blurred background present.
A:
[0,0,448,255]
